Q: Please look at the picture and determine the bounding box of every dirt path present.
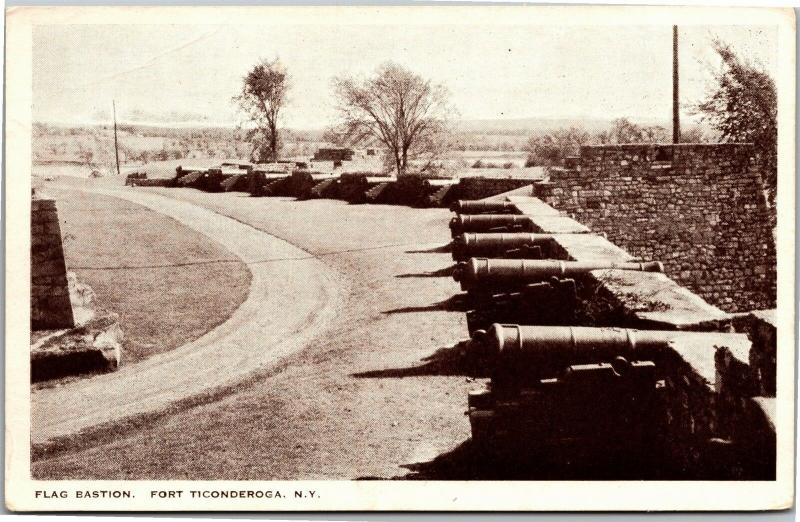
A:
[31,187,345,444]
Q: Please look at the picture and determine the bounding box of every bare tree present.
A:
[332,62,453,176]
[235,58,289,163]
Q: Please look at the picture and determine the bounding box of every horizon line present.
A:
[34,113,704,131]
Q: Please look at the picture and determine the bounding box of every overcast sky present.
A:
[33,24,777,129]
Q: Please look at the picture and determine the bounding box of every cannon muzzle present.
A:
[450,200,517,214]
[451,233,554,261]
[452,258,663,291]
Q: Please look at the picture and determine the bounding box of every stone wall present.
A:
[537,144,776,313]
[31,196,74,330]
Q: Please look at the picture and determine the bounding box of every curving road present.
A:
[31,187,344,445]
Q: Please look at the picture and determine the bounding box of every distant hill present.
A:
[32,116,713,166]
[453,116,676,134]
[37,113,710,139]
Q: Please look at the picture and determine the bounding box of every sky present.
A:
[33,24,777,129]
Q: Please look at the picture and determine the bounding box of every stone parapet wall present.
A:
[537,143,776,312]
[456,177,535,201]
[463,190,777,478]
[31,197,74,330]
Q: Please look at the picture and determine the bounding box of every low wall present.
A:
[31,197,74,330]
[457,177,535,201]
[537,143,776,313]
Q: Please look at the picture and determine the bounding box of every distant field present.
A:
[48,186,252,365]
[33,163,97,179]
[34,155,541,181]
[30,122,550,182]
[33,159,215,180]
[32,122,537,179]
[449,150,527,161]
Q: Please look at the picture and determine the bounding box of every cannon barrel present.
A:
[425,178,458,188]
[449,214,534,237]
[470,324,679,385]
[450,200,518,214]
[453,258,663,290]
[451,233,555,261]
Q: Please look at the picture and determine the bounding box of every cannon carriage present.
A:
[464,278,578,334]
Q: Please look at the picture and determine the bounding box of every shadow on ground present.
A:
[386,439,669,480]
[405,243,451,254]
[352,341,485,378]
[395,265,454,278]
[382,294,471,314]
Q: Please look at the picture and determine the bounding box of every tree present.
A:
[331,62,452,175]
[523,119,701,167]
[696,39,777,196]
[235,58,289,163]
[524,126,590,166]
[602,118,669,144]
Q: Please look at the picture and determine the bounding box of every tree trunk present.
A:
[270,124,278,163]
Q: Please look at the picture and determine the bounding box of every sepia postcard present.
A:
[4,4,796,512]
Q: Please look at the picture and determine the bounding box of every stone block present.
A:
[30,311,122,382]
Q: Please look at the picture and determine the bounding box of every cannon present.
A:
[289,171,337,199]
[196,168,227,193]
[425,178,458,188]
[250,173,290,197]
[175,165,202,178]
[468,324,689,389]
[450,200,518,214]
[124,172,147,186]
[466,325,674,464]
[451,233,556,261]
[452,258,663,292]
[466,325,666,451]
[449,214,535,237]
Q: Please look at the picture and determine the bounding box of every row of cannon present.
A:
[164,166,463,207]
[446,204,663,330]
[445,199,679,465]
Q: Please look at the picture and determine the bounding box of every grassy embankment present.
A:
[50,187,252,364]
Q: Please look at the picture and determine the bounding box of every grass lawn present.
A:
[50,188,251,364]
